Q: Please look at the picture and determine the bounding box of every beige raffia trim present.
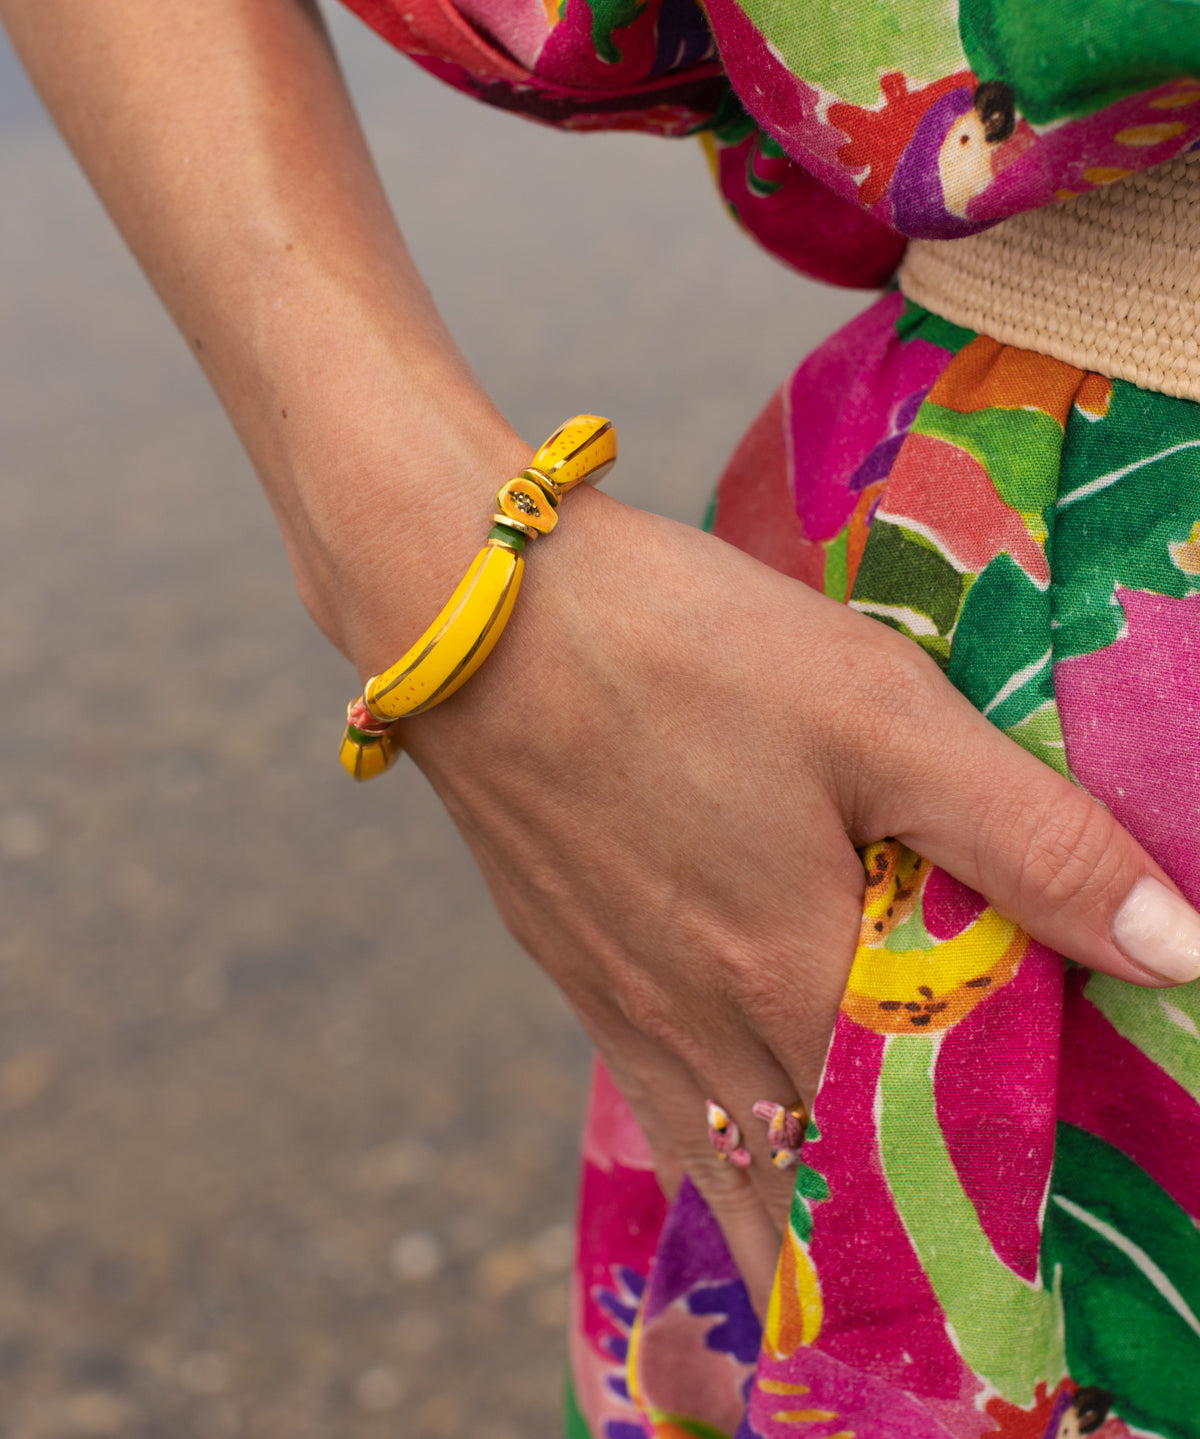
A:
[898,151,1200,402]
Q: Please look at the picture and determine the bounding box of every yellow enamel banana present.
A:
[365,539,524,721]
[337,537,524,781]
[338,702,405,781]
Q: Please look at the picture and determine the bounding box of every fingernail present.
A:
[1113,877,1200,983]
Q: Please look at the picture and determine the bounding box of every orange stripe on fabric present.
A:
[925,334,1087,427]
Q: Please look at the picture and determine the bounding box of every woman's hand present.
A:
[389,483,1200,1317]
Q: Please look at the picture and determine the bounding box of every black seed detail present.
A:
[924,1002,947,1014]
[904,1002,923,1012]
[879,1001,903,1012]
[964,975,993,989]
[918,985,933,999]
[910,1014,933,1027]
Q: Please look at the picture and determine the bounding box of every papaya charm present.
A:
[496,476,557,534]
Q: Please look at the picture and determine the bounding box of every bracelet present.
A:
[338,414,616,780]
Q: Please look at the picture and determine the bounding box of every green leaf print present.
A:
[564,1374,596,1439]
[1044,1124,1200,1438]
[946,554,1053,730]
[1002,702,1072,779]
[788,1164,829,1243]
[1052,382,1200,660]
[879,1036,1065,1404]
[1085,974,1200,1107]
[705,89,757,146]
[910,403,1065,516]
[896,302,975,355]
[850,519,973,667]
[731,0,964,106]
[822,528,849,602]
[583,0,645,64]
[647,1415,731,1439]
[958,0,1200,123]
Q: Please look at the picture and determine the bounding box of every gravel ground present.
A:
[0,9,861,1437]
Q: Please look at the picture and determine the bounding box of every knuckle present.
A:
[613,974,688,1050]
[1015,796,1125,917]
[827,638,949,819]
[851,632,941,726]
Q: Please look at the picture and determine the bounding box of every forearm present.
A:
[0,0,531,666]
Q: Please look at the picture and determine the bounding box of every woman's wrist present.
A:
[268,354,537,676]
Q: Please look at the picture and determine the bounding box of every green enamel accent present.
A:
[1085,973,1200,1107]
[879,1036,1064,1403]
[911,403,1065,515]
[700,489,718,534]
[895,301,976,354]
[734,0,964,105]
[1043,1123,1200,1438]
[563,1373,594,1439]
[582,0,645,64]
[345,724,387,746]
[822,527,849,601]
[959,0,1200,123]
[488,524,527,553]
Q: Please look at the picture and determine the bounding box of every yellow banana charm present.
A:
[338,415,615,781]
[366,539,524,721]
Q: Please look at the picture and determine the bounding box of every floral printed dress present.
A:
[339,1,1200,1434]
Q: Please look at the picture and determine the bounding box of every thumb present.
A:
[877,690,1200,989]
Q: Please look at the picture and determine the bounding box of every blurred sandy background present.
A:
[0,8,862,1438]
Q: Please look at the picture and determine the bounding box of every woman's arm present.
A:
[6,0,1198,1315]
[0,0,530,664]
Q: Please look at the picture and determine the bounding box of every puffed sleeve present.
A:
[339,0,907,287]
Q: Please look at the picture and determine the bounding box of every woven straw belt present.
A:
[899,150,1200,403]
